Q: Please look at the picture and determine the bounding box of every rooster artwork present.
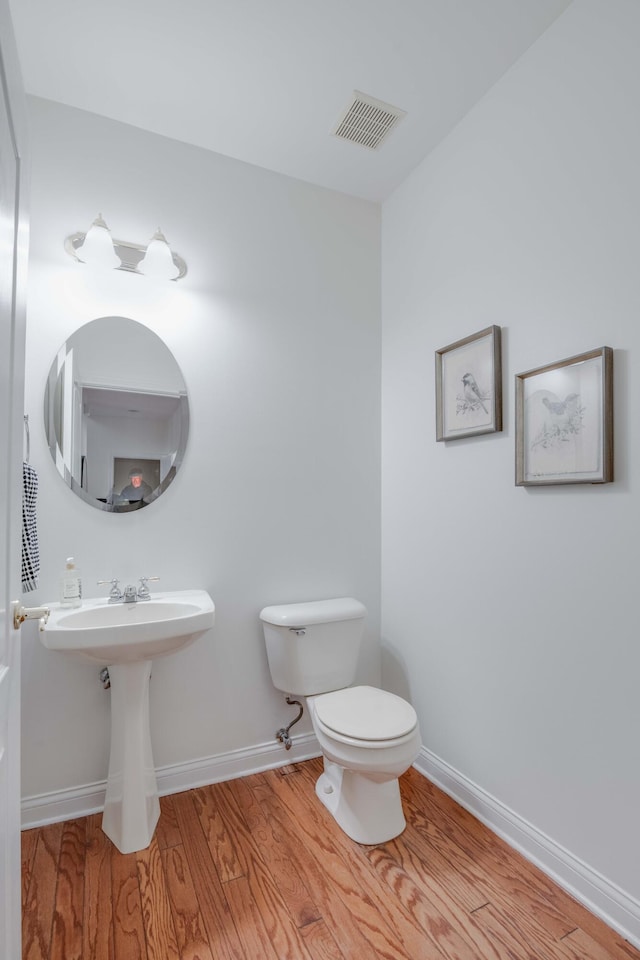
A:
[517,347,611,485]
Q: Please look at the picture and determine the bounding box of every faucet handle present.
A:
[97,578,122,602]
[137,576,159,600]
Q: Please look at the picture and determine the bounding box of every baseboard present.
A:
[414,746,640,951]
[21,732,321,830]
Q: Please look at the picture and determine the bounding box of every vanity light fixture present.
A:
[65,214,187,280]
[75,213,121,269]
[138,228,180,280]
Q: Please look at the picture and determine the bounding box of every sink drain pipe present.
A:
[276,696,303,750]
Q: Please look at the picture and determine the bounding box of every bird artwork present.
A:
[531,392,584,450]
[460,372,488,414]
[541,393,579,418]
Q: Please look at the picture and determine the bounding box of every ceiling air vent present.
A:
[332,90,406,151]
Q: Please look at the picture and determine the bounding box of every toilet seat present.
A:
[313,685,417,742]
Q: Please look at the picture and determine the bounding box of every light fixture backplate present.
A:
[65,233,187,280]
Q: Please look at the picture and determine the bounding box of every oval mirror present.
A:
[44,317,189,512]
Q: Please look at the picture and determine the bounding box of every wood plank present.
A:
[393,817,492,913]
[560,907,640,960]
[470,901,568,960]
[405,823,491,908]
[299,918,349,960]
[222,876,284,960]
[50,817,86,960]
[225,775,322,928]
[161,843,215,960]
[210,778,317,960]
[111,848,146,960]
[561,927,640,960]
[192,784,245,883]
[155,794,182,850]
[21,827,39,910]
[171,789,246,960]
[82,814,114,960]
[22,819,63,960]
[136,836,180,960]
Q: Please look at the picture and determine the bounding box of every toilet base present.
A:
[315,759,406,844]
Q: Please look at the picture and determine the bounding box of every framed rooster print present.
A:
[515,346,613,486]
[435,325,502,441]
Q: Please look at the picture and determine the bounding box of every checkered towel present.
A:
[22,462,40,593]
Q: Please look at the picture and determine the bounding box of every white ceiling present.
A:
[10,0,571,202]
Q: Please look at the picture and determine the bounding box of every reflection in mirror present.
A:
[44,317,189,512]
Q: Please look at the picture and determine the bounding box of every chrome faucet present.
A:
[98,576,159,603]
[97,578,123,603]
[137,577,159,600]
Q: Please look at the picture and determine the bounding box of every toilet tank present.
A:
[259,597,366,696]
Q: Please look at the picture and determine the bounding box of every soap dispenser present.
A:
[60,557,82,608]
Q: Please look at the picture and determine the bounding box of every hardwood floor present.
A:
[21,758,639,960]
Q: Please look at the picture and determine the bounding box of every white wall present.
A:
[381,0,639,923]
[22,98,381,799]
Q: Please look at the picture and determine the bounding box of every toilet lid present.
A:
[314,686,417,741]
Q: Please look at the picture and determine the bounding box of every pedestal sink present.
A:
[39,589,214,854]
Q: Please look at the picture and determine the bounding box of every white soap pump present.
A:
[60,557,82,608]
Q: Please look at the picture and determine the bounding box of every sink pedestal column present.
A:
[102,660,160,854]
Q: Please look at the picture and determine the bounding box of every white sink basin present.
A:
[40,589,214,664]
[38,587,215,855]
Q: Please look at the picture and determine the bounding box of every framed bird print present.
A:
[435,325,502,441]
[515,346,613,486]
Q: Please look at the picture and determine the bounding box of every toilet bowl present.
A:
[259,598,421,845]
[307,685,421,843]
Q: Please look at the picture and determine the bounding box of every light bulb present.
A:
[77,214,120,269]
[138,228,179,280]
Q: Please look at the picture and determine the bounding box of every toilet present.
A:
[259,597,421,844]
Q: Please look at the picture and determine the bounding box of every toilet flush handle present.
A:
[289,627,306,636]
